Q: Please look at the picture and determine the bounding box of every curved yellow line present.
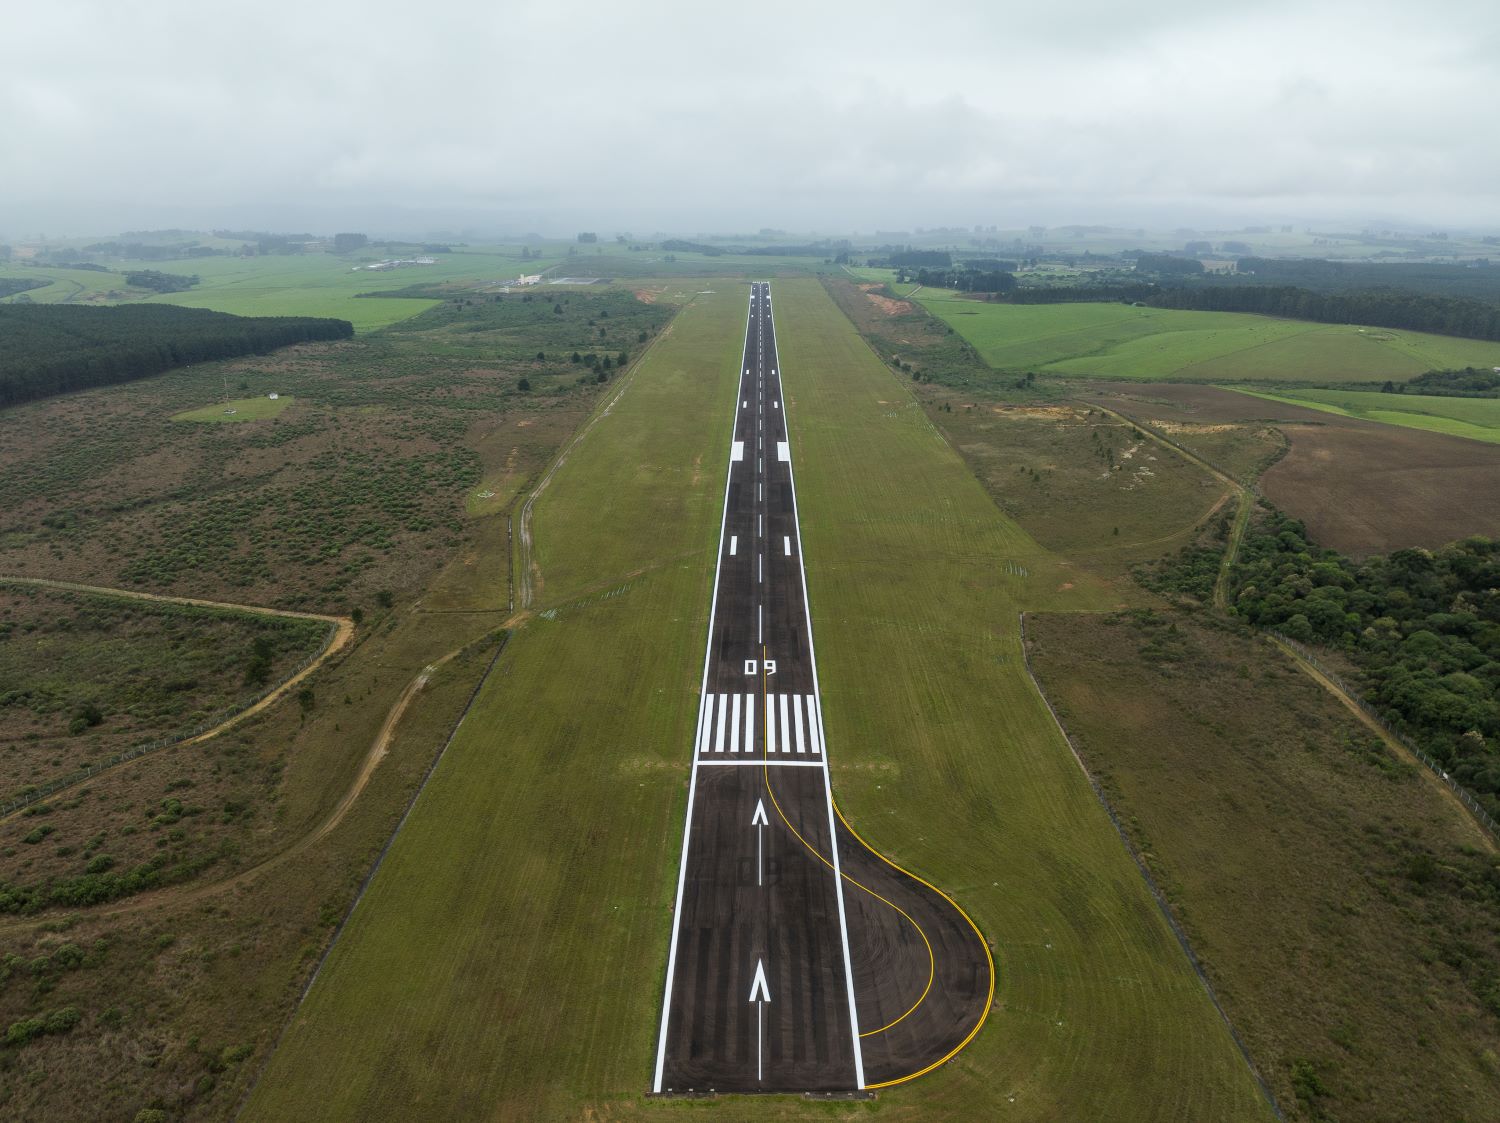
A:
[757,649,935,1038]
[830,797,996,1089]
[759,760,935,1036]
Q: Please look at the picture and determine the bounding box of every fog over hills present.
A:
[3,0,1498,236]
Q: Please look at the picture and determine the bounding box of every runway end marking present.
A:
[749,957,772,1082]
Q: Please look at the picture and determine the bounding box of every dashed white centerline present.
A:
[729,535,738,556]
[783,536,791,556]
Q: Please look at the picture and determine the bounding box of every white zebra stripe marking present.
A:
[714,693,728,752]
[730,693,741,754]
[779,695,790,754]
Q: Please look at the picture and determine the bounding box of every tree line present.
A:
[1228,512,1500,814]
[1233,257,1500,303]
[1144,284,1500,342]
[0,305,353,409]
[899,266,1017,293]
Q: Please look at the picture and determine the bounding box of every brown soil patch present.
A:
[1084,383,1500,556]
[633,287,664,304]
[991,405,1088,421]
[865,291,914,316]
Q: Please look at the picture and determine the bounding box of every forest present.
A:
[1145,284,1500,342]
[898,265,1017,293]
[1233,257,1500,302]
[1228,513,1500,813]
[0,305,353,408]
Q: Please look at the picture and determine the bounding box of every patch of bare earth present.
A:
[1086,382,1500,556]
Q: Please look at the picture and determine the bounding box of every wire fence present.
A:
[1269,632,1499,840]
[0,621,338,820]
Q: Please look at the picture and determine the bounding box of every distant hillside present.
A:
[0,305,352,409]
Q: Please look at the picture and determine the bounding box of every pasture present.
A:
[919,296,1500,383]
[1232,386,1500,444]
[248,279,1270,1120]
[0,248,568,332]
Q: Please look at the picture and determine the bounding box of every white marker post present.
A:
[749,958,772,1082]
[752,798,769,887]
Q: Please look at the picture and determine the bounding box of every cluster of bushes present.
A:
[1404,367,1500,397]
[4,1006,81,1047]
[1227,512,1500,811]
[0,842,225,913]
[0,305,353,409]
[123,270,197,293]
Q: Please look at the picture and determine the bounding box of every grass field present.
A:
[171,395,293,423]
[1028,610,1500,1120]
[1231,386,1500,444]
[919,297,1500,383]
[247,279,1270,1120]
[0,249,568,332]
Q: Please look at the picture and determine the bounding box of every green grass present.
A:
[170,395,292,423]
[247,278,1271,1120]
[0,250,569,332]
[920,297,1500,383]
[1229,386,1500,444]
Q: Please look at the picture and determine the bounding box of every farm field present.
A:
[249,279,1271,1120]
[918,296,1500,383]
[0,249,569,332]
[1082,383,1500,556]
[1232,386,1500,444]
[1027,610,1500,1121]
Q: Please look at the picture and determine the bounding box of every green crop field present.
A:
[0,249,566,332]
[247,279,1269,1121]
[1230,386,1500,444]
[920,296,1500,383]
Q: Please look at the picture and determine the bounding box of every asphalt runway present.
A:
[652,283,992,1095]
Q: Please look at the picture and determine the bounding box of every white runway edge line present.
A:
[652,287,754,1094]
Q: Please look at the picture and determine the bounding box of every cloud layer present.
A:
[4,0,1497,235]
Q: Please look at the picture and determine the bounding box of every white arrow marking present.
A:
[752,799,769,886]
[749,957,771,1081]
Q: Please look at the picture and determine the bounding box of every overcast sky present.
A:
[4,0,1497,238]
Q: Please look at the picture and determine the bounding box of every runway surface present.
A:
[652,283,992,1095]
